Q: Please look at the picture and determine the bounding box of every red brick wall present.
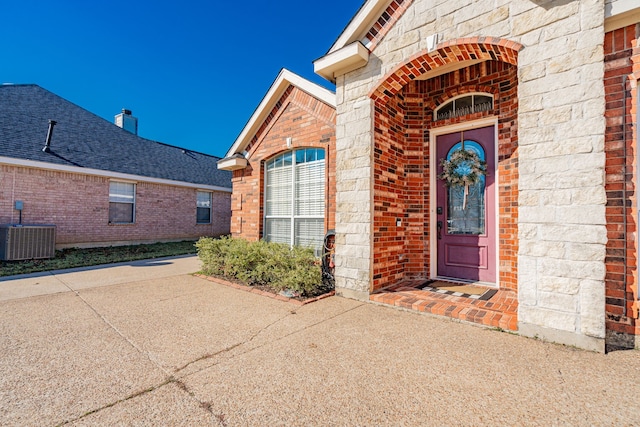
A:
[230,85,336,242]
[372,60,518,292]
[604,24,640,340]
[373,92,409,286]
[364,0,413,51]
[0,164,231,247]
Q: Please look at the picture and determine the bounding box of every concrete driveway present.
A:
[1,255,639,426]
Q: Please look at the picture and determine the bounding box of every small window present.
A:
[197,191,212,224]
[109,181,135,223]
[435,93,494,121]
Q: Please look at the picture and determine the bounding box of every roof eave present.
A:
[314,41,370,83]
[224,69,336,158]
[604,1,640,32]
[327,0,393,54]
[0,156,232,192]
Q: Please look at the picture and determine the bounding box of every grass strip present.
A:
[1,240,197,277]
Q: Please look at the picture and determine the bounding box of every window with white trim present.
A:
[109,181,135,223]
[197,191,212,224]
[265,148,325,254]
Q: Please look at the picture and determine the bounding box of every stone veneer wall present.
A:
[335,0,607,350]
[230,86,336,241]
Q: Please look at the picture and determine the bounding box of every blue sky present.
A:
[2,0,363,157]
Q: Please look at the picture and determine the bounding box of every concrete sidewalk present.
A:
[0,255,201,301]
[0,256,638,426]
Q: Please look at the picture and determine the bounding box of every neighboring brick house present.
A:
[218,69,336,255]
[0,84,231,249]
[310,0,640,351]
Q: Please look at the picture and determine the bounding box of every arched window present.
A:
[435,93,493,121]
[264,148,325,253]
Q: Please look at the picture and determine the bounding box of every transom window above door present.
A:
[435,93,493,121]
[264,148,325,254]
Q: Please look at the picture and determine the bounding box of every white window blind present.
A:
[265,148,325,253]
[266,165,292,216]
[295,160,325,216]
[295,218,324,254]
[109,181,135,203]
[265,218,291,244]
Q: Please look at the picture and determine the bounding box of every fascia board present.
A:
[606,0,640,18]
[327,0,392,54]
[604,3,640,31]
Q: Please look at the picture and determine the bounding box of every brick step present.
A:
[370,282,518,331]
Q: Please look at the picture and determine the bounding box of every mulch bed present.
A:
[193,274,335,306]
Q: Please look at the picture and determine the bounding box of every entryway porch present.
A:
[370,279,518,330]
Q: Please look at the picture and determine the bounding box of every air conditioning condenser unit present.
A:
[0,224,56,261]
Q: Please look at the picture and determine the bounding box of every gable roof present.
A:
[0,84,231,191]
[220,69,335,164]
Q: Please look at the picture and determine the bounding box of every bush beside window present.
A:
[196,236,329,297]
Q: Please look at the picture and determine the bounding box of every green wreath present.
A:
[438,148,487,188]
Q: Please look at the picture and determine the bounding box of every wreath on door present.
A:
[438,148,487,188]
[438,148,487,210]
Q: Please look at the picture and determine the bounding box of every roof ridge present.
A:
[0,83,39,88]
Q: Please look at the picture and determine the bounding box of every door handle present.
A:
[437,221,442,240]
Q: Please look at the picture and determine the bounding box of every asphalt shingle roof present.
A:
[0,84,231,189]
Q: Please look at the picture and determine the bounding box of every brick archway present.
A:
[368,38,521,330]
[370,38,523,104]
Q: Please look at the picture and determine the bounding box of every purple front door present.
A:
[436,126,496,283]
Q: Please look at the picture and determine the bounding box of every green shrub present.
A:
[196,237,326,297]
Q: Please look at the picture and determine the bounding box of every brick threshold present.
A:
[369,280,518,330]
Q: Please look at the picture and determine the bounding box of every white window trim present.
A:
[196,191,213,224]
[109,180,136,224]
[264,149,325,250]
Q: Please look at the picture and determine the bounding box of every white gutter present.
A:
[0,156,232,193]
